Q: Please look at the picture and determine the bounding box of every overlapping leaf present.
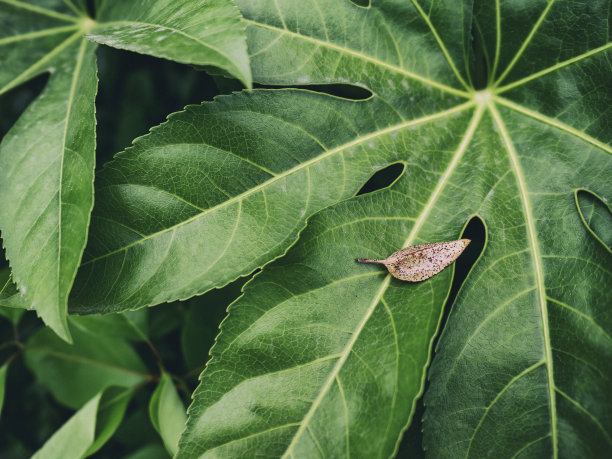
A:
[173,0,610,457]
[0,0,251,340]
[24,318,149,409]
[32,388,132,459]
[0,0,98,341]
[70,89,467,312]
[88,0,251,87]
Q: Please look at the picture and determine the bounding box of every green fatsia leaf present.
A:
[70,89,466,313]
[149,372,187,456]
[0,1,98,341]
[88,0,251,87]
[175,2,611,457]
[24,318,149,409]
[175,107,483,457]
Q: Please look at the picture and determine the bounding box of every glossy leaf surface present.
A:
[175,1,611,457]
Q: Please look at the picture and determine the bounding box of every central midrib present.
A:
[488,102,558,458]
[280,105,484,457]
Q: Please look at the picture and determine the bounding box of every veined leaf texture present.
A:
[0,0,610,457]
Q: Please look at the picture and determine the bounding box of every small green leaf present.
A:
[0,362,7,420]
[149,372,187,456]
[89,0,251,87]
[0,268,27,320]
[125,443,170,459]
[25,319,149,409]
[32,392,101,459]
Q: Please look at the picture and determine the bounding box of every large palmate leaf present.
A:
[0,0,250,340]
[177,1,610,457]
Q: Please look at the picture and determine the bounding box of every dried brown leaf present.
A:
[358,239,470,282]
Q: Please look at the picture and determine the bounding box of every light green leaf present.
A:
[32,392,101,459]
[0,1,98,341]
[88,0,251,87]
[170,0,610,457]
[85,387,133,457]
[70,90,468,313]
[149,372,187,456]
[125,443,170,459]
[30,387,131,459]
[0,362,7,420]
[25,318,149,409]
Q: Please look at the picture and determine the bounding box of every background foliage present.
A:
[1,0,611,458]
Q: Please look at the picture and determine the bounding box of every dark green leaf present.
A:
[181,277,247,372]
[32,391,101,459]
[25,319,149,409]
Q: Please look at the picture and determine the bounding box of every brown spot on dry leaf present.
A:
[358,239,470,282]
